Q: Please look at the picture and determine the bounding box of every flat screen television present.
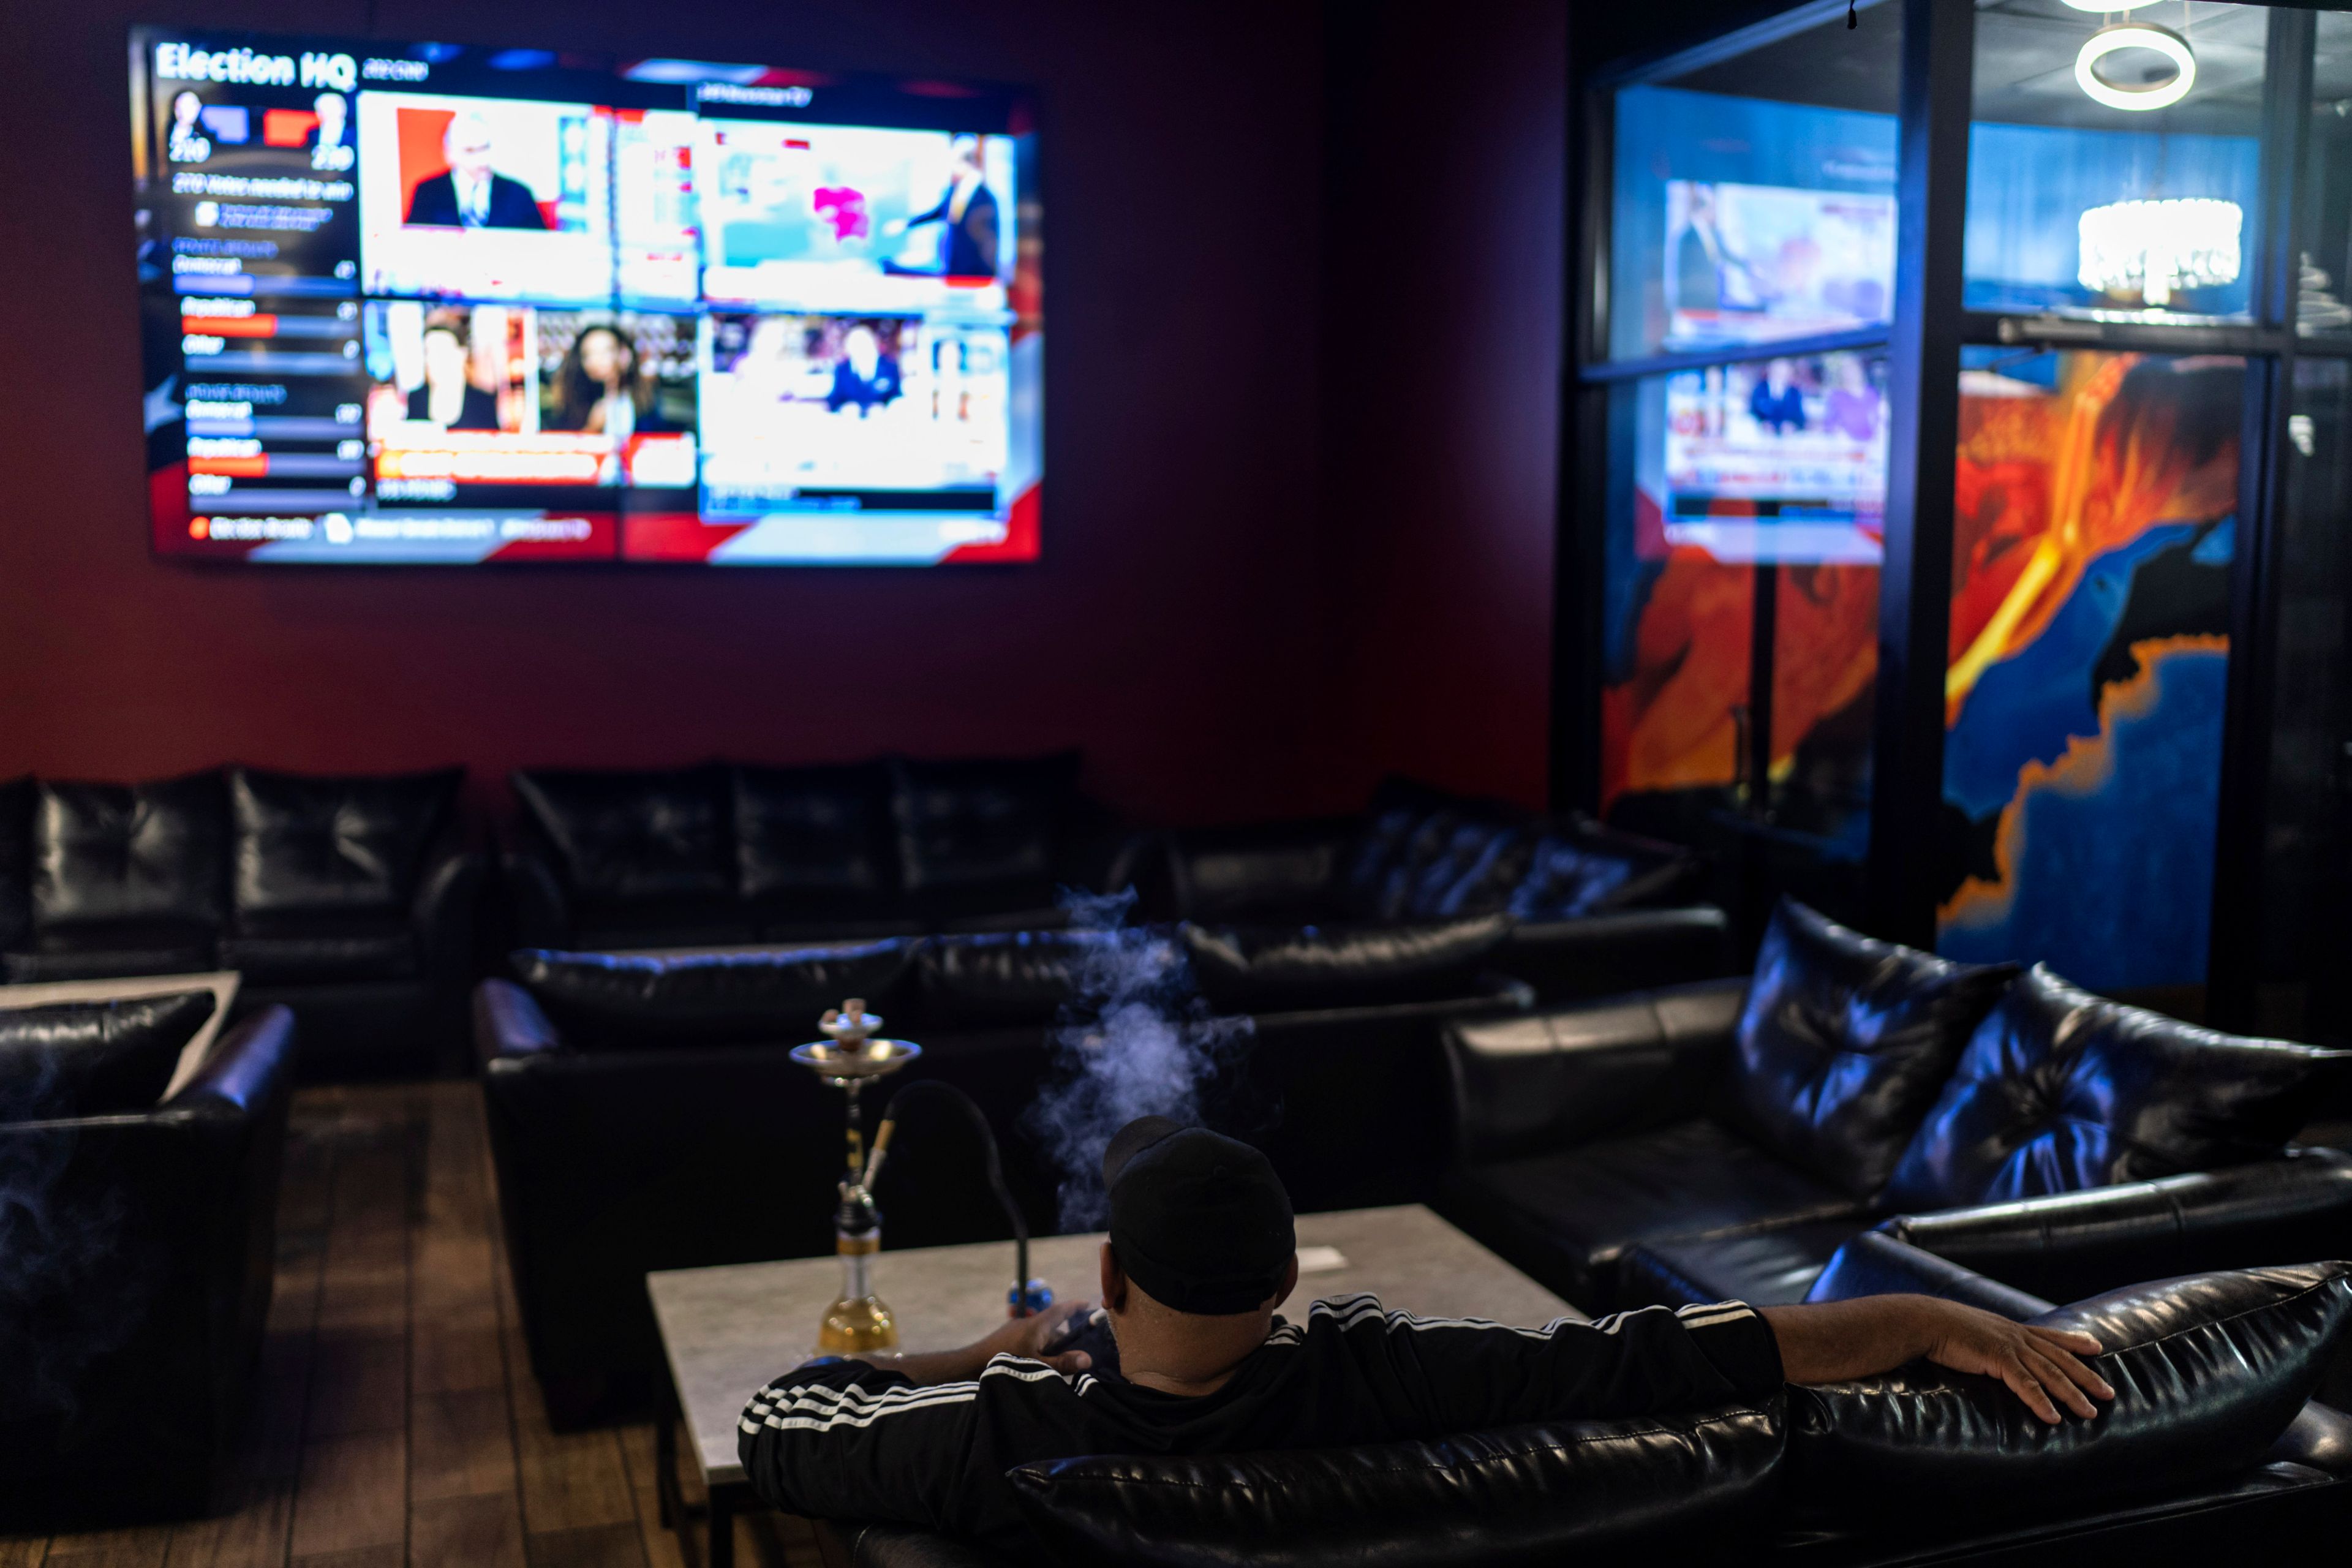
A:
[130,27,1041,565]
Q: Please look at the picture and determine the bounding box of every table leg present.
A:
[656,1367,680,1530]
[709,1483,736,1568]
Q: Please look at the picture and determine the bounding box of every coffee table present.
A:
[647,1203,1578,1567]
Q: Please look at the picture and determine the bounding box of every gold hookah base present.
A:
[818,1294,899,1354]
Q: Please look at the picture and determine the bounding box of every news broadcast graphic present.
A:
[1634,351,1888,567]
[132,28,1041,565]
[1664,180,1894,352]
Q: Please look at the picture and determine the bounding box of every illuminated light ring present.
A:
[2075,22,2196,113]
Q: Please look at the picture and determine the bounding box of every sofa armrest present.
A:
[1441,975,1746,1167]
[1874,1148,2352,1307]
[475,978,562,1069]
[168,1004,298,1117]
[1495,907,1736,1003]
[412,832,487,976]
[1805,1231,2056,1320]
[500,846,571,951]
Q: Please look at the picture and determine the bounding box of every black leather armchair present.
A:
[1139,780,1736,1004]
[499,755,1150,952]
[0,767,484,1079]
[0,1005,296,1528]
[1439,976,2352,1313]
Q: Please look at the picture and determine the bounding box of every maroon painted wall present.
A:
[0,0,1573,826]
[1317,0,1569,812]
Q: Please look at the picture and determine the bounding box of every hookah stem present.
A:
[879,1079,1028,1306]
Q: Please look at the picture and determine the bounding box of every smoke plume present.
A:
[0,1058,144,1427]
[1023,890,1253,1231]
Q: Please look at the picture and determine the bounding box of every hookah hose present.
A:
[864,1079,1031,1312]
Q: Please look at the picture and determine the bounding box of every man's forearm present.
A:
[1758,1297,1937,1384]
[853,1344,993,1385]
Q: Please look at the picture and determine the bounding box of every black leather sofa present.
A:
[0,768,483,1080]
[813,1246,2352,1566]
[499,753,1149,952]
[476,929,1532,1424]
[1137,778,1736,1003]
[1437,899,2352,1314]
[0,1000,296,1528]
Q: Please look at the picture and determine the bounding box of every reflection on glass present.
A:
[2259,360,2352,1033]
[1771,562,1877,859]
[1601,353,1887,850]
[1967,1,2268,321]
[1607,4,1899,360]
[2302,11,2352,334]
[1940,349,2241,993]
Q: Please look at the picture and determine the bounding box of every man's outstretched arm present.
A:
[1758,1296,2114,1424]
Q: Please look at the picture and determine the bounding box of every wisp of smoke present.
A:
[0,1049,149,1426]
[1023,889,1253,1231]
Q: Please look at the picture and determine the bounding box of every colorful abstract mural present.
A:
[1938,352,2241,993]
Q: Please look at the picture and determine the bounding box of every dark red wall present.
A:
[0,0,1572,825]
[1317,0,1569,813]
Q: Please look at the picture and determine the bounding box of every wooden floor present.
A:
[4,1084,822,1568]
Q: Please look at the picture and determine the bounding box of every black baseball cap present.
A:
[1102,1116,1295,1315]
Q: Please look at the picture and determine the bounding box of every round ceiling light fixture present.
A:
[2076,21,2196,111]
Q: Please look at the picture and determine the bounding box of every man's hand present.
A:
[848,1297,1098,1386]
[1916,1300,2113,1425]
[972,1297,1096,1375]
[1760,1295,2115,1425]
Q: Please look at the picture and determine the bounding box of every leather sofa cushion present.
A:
[0,991,217,1117]
[1402,820,1536,919]
[1180,914,1511,1012]
[1882,964,2351,1213]
[1444,1118,1865,1306]
[1164,821,1349,922]
[31,773,228,933]
[2,920,221,983]
[1338,797,1487,922]
[222,912,418,985]
[1509,820,1700,921]
[1789,1261,2352,1520]
[513,940,918,1048]
[0,777,29,951]
[887,753,1077,897]
[229,766,459,918]
[1717,900,2016,1203]
[733,763,894,909]
[511,766,733,904]
[918,930,1167,1027]
[1009,1402,1784,1568]
[1617,1219,1864,1311]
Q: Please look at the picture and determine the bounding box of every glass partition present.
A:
[1600,349,1885,862]
[1939,348,2240,994]
[1606,3,1900,360]
[2256,359,2352,1035]
[1967,1,2270,322]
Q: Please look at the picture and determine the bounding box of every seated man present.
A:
[740,1118,2111,1550]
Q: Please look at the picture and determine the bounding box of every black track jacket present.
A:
[738,1294,1783,1550]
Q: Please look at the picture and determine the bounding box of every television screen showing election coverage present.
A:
[132,28,1041,565]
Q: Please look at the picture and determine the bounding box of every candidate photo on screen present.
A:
[364,301,534,437]
[698,124,1016,303]
[540,314,694,439]
[407,111,548,229]
[356,91,614,302]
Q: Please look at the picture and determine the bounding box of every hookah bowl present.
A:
[791,1000,922,1354]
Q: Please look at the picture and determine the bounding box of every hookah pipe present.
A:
[861,1079,1050,1317]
